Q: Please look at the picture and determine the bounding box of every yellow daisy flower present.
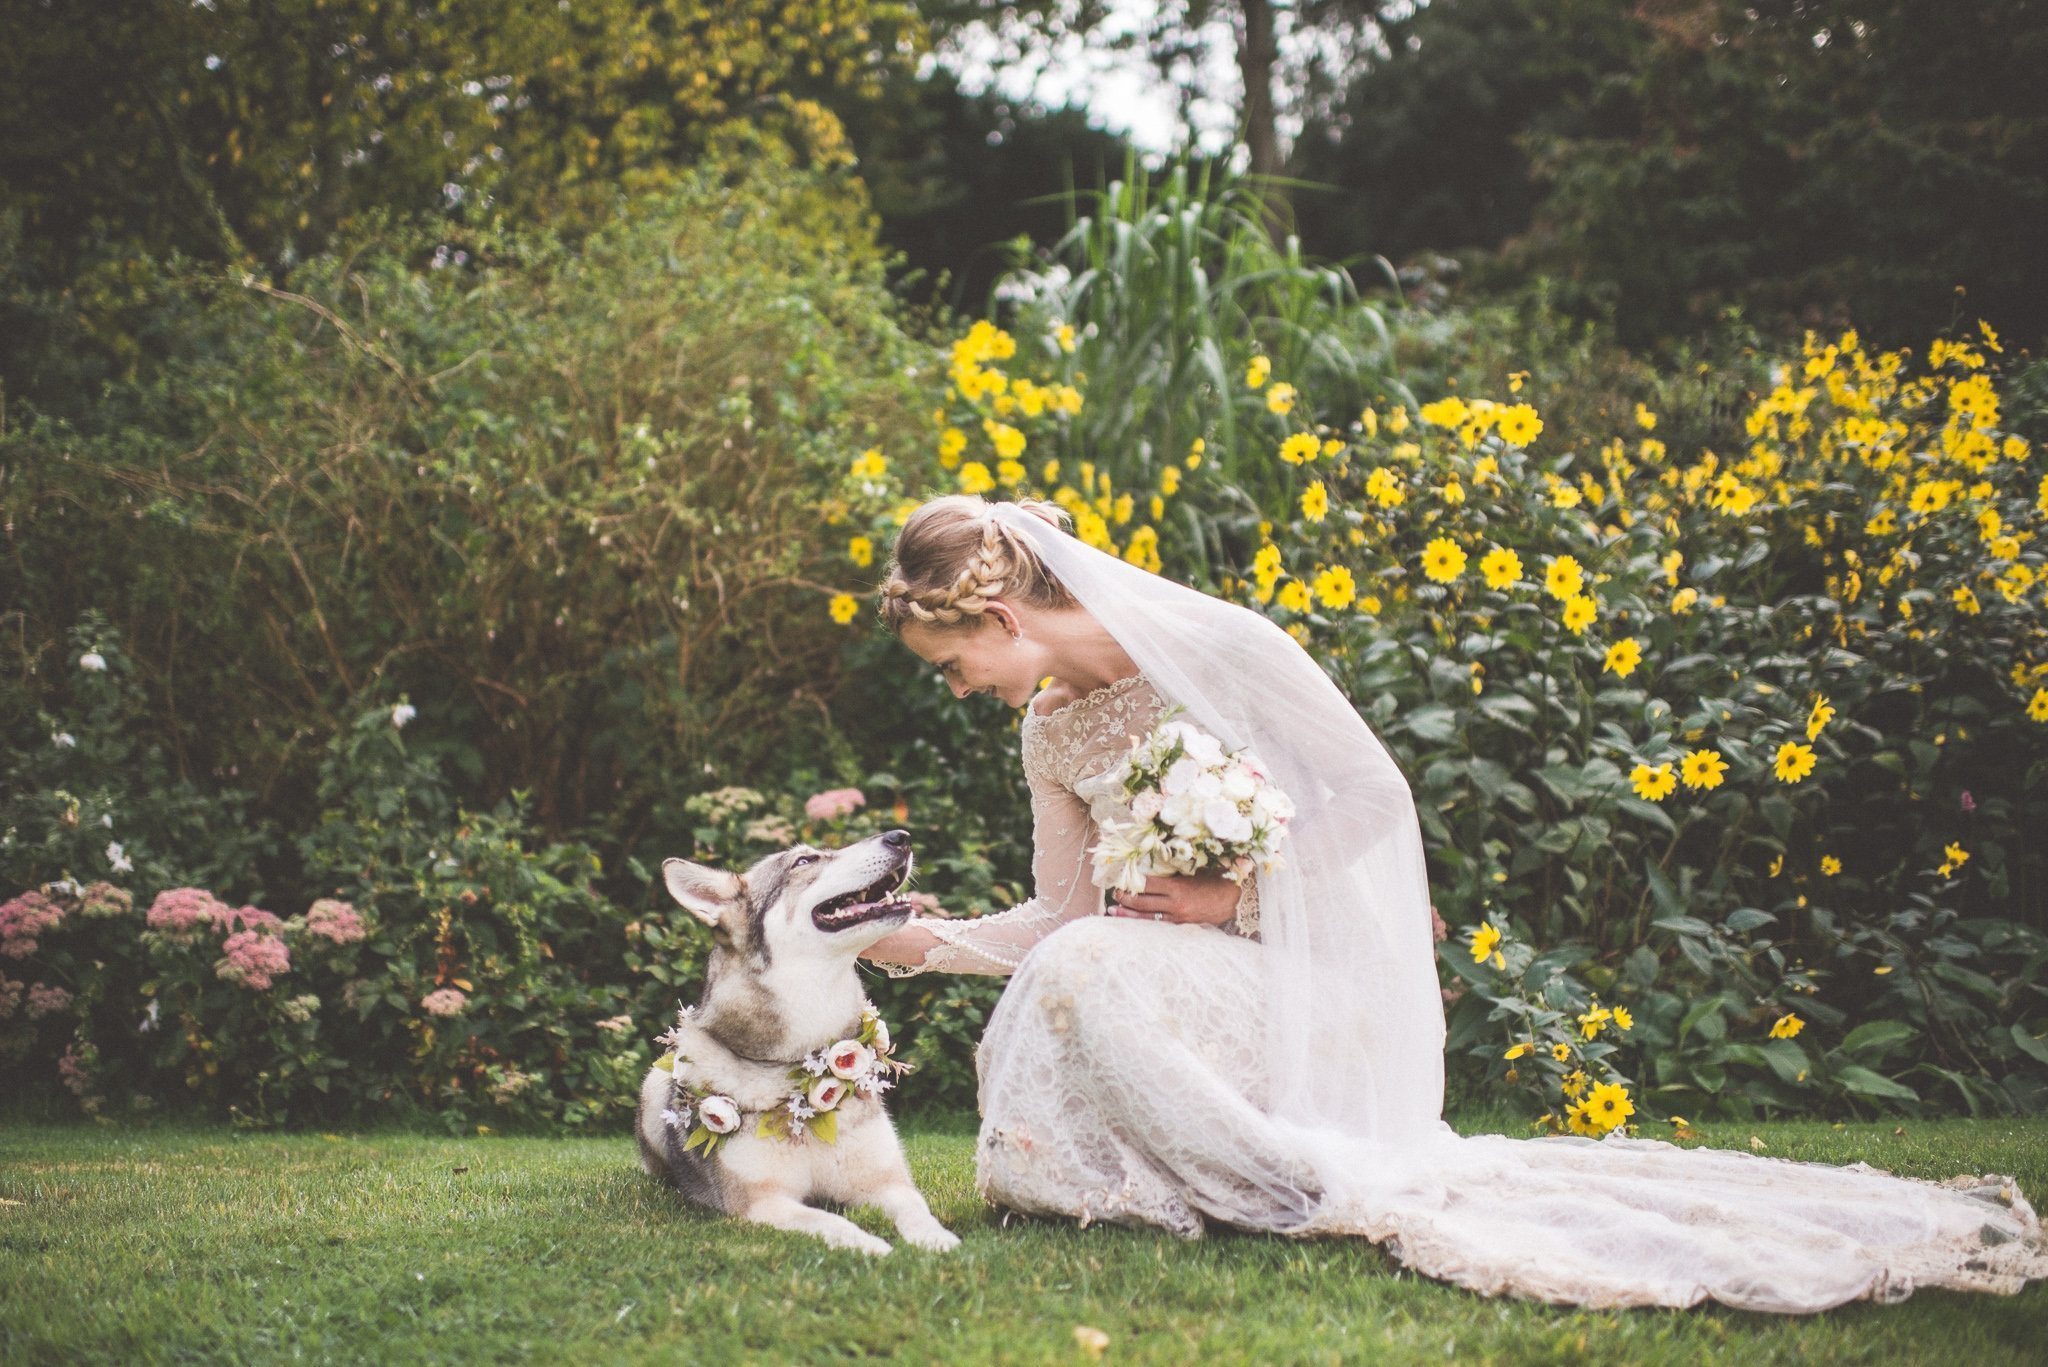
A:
[1545,555,1585,601]
[1266,383,1298,415]
[1420,396,1469,428]
[1680,749,1728,790]
[1422,537,1468,583]
[847,535,874,568]
[1480,546,1523,590]
[1561,594,1598,635]
[1821,855,1842,876]
[1603,638,1643,678]
[1630,763,1677,801]
[1277,580,1312,613]
[1772,742,1817,784]
[1496,403,1543,446]
[1301,481,1330,523]
[1279,432,1320,465]
[1584,1082,1635,1131]
[1469,922,1504,968]
[1806,696,1834,741]
[1246,355,1271,389]
[827,593,860,625]
[1769,1013,1804,1039]
[1313,565,1357,609]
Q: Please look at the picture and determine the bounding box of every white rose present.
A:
[1189,770,1224,800]
[1130,789,1166,822]
[697,1095,741,1134]
[1204,800,1253,845]
[867,1015,891,1053]
[827,1040,872,1079]
[1221,767,1257,802]
[79,652,107,673]
[1160,757,1203,797]
[1181,731,1226,767]
[808,1076,846,1111]
[1159,791,1202,830]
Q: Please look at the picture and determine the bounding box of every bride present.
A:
[860,494,2048,1312]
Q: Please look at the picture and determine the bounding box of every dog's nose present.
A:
[881,829,911,849]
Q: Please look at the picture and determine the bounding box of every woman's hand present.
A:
[1107,873,1242,926]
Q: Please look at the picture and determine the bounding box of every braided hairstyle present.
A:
[877,496,1076,634]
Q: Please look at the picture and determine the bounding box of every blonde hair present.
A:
[878,496,1076,633]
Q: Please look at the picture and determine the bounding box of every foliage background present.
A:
[2,0,2043,1131]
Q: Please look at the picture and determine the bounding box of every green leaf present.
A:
[1839,1020,1916,1060]
[808,1108,839,1145]
[1723,907,1775,934]
[1644,862,1683,919]
[1678,997,1725,1044]
[2010,1023,2048,1067]
[1400,704,1460,744]
[1834,1065,1918,1102]
[1760,1040,1810,1085]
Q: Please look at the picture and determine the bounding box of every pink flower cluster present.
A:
[421,987,468,1017]
[804,787,866,822]
[146,888,279,943]
[79,882,134,918]
[57,1043,91,1097]
[303,898,368,945]
[0,976,22,1019]
[146,887,234,942]
[215,930,291,991]
[25,983,73,1018]
[1,891,65,959]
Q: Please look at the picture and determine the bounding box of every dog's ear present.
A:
[662,857,742,927]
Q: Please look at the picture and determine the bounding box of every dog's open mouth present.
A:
[812,866,914,932]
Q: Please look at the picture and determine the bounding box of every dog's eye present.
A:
[792,854,818,867]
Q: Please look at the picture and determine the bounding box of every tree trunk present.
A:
[1237,0,1288,237]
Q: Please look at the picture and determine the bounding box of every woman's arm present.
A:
[861,778,1102,976]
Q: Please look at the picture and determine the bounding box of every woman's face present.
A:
[898,610,1046,709]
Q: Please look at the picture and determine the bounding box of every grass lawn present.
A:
[2,1110,2045,1365]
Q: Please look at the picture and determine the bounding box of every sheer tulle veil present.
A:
[990,504,1456,1169]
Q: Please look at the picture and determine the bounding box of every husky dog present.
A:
[635,828,960,1256]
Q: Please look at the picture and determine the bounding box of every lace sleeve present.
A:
[879,751,1104,978]
[1229,873,1261,940]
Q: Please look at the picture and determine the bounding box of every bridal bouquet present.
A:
[1088,708,1294,896]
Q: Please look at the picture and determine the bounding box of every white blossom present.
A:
[79,652,108,672]
[53,732,77,748]
[390,703,417,729]
[107,841,133,874]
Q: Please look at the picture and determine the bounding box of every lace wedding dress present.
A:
[884,672,2048,1313]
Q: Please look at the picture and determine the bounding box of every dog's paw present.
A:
[902,1222,962,1253]
[839,1230,894,1257]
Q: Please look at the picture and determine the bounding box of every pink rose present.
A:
[807,1076,846,1112]
[420,987,468,1017]
[803,788,866,822]
[698,1095,742,1133]
[827,1040,873,1079]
